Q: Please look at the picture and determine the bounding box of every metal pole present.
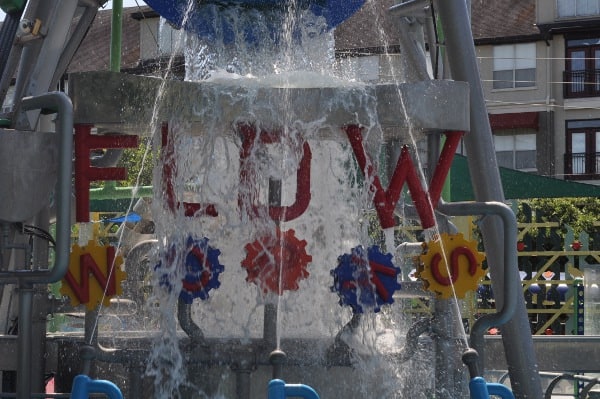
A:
[438,201,519,364]
[16,284,33,399]
[434,2,543,399]
[110,0,123,73]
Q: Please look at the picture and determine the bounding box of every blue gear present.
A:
[330,245,401,313]
[180,236,224,304]
[155,236,225,304]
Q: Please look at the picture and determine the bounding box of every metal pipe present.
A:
[389,0,430,17]
[396,18,431,82]
[82,307,147,366]
[50,4,99,88]
[437,201,518,366]
[395,242,425,258]
[1,224,32,271]
[581,379,599,399]
[110,0,123,72]
[235,370,252,399]
[177,298,205,344]
[432,298,464,399]
[264,303,278,350]
[423,7,439,79]
[0,92,73,284]
[128,366,144,399]
[397,317,430,363]
[16,284,33,399]
[434,0,502,200]
[434,1,542,398]
[13,0,79,130]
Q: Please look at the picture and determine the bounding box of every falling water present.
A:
[147,1,412,394]
[87,0,474,397]
[357,2,471,397]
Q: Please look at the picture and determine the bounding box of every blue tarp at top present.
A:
[144,0,365,43]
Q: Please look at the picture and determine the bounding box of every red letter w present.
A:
[345,125,462,230]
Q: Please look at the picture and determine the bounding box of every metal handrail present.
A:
[437,201,519,372]
[563,152,600,177]
[563,69,600,98]
[0,92,73,285]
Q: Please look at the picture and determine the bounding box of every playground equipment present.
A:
[0,0,598,399]
[71,374,123,399]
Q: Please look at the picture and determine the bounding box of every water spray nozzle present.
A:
[462,348,481,378]
[269,349,287,379]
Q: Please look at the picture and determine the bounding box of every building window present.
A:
[159,18,184,56]
[492,43,536,89]
[494,133,537,171]
[565,120,600,179]
[558,0,600,18]
[564,36,600,98]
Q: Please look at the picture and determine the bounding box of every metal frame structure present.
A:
[2,1,597,399]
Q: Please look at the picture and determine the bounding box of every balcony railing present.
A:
[564,152,600,179]
[563,69,600,98]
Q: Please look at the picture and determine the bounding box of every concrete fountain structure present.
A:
[1,0,581,398]
[60,0,537,397]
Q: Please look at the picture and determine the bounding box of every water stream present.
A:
[89,1,474,397]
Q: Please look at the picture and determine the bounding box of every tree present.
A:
[518,197,600,237]
[116,138,154,187]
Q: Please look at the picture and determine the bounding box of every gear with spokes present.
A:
[155,236,224,303]
[331,245,401,313]
[241,228,312,295]
[180,236,225,304]
[61,241,126,310]
[417,233,486,299]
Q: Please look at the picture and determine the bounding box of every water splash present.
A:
[88,1,454,397]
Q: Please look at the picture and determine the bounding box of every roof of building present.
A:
[334,0,540,51]
[67,6,147,73]
[470,0,539,43]
[334,0,403,53]
[67,1,540,72]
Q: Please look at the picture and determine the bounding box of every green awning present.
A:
[450,154,600,201]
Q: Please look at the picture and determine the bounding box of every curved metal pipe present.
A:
[581,379,599,399]
[396,317,431,363]
[0,92,72,284]
[178,297,206,344]
[437,201,518,367]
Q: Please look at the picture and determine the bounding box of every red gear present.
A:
[241,228,312,295]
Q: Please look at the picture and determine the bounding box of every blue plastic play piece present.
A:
[268,379,320,399]
[144,0,364,43]
[180,236,224,303]
[104,212,141,224]
[469,376,515,399]
[71,374,123,399]
[155,236,225,304]
[331,245,401,313]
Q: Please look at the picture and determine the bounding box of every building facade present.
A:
[474,0,600,185]
[70,1,600,186]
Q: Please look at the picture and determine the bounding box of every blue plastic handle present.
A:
[71,374,123,399]
[487,382,516,399]
[469,377,515,399]
[268,379,320,399]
